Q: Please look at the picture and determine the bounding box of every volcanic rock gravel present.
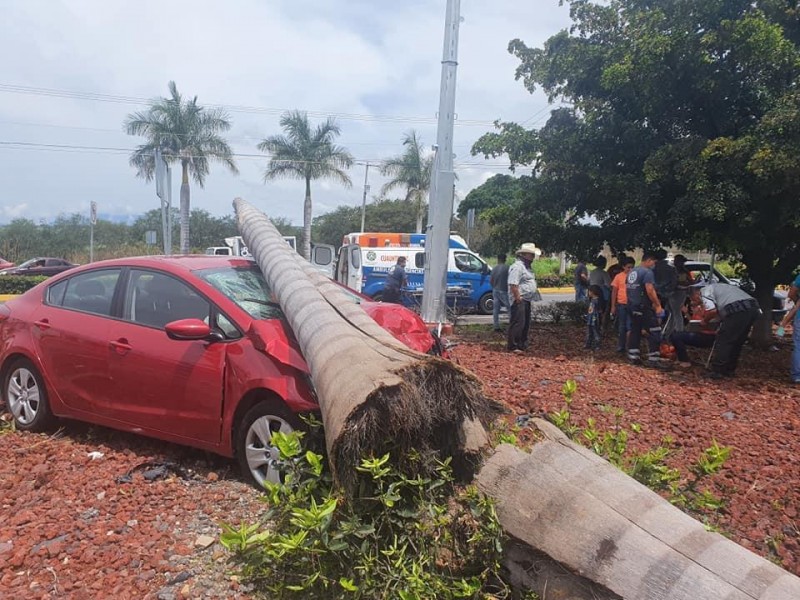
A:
[1,322,799,598]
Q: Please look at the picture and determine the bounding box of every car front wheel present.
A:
[235,401,298,488]
[478,292,493,315]
[4,359,56,432]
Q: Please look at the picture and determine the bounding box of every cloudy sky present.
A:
[0,0,571,226]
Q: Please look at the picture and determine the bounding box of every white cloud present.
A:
[0,0,570,227]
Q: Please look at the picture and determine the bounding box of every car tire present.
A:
[3,358,56,432]
[371,292,384,302]
[478,292,493,315]
[235,401,300,489]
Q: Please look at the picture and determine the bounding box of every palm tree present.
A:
[258,110,354,259]
[380,131,433,233]
[125,81,238,254]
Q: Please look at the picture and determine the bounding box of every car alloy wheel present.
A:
[237,403,297,488]
[4,359,54,431]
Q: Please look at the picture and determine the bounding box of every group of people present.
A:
[397,242,796,383]
[577,250,764,378]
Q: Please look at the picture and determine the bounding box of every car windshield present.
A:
[16,258,39,269]
[196,266,284,320]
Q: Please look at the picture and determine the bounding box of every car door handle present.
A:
[110,339,132,355]
[34,319,51,330]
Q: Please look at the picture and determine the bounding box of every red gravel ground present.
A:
[0,423,261,599]
[1,322,799,597]
[452,323,800,576]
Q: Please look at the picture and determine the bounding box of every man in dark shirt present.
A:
[382,256,407,304]
[652,248,677,305]
[490,254,510,332]
[626,252,668,368]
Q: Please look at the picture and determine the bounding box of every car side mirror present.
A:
[165,318,219,341]
[482,263,490,275]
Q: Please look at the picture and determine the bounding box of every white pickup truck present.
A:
[205,236,336,278]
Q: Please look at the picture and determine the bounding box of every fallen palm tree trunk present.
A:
[477,419,800,600]
[234,198,493,487]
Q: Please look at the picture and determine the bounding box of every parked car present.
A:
[0,257,77,277]
[682,261,788,321]
[0,255,443,487]
[0,257,13,270]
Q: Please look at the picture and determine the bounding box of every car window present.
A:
[196,266,283,320]
[454,252,484,273]
[47,279,68,306]
[350,247,361,268]
[414,252,425,269]
[58,269,121,316]
[214,312,241,338]
[125,270,211,329]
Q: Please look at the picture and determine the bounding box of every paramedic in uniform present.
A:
[382,256,407,304]
[625,251,667,368]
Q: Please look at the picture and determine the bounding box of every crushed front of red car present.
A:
[358,301,449,357]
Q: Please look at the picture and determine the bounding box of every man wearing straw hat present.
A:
[507,242,541,353]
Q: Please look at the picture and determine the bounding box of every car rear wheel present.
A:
[235,401,299,488]
[4,359,55,432]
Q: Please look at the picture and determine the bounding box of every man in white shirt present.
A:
[507,243,540,353]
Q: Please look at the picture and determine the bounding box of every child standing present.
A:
[585,284,603,350]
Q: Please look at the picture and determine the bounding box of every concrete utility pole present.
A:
[421,0,461,324]
[89,201,97,263]
[154,148,173,255]
[360,162,370,233]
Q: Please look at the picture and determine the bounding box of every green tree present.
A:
[125,81,238,254]
[380,130,433,234]
[473,0,800,343]
[258,110,354,259]
[312,198,419,247]
[0,219,43,262]
[456,174,519,220]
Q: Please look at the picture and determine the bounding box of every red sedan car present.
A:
[0,255,441,486]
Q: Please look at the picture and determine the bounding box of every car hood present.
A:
[359,302,434,353]
[246,320,310,374]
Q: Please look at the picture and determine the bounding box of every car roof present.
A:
[68,255,253,272]
[39,255,254,283]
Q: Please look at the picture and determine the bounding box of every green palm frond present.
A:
[124,80,237,187]
[258,111,353,185]
[380,130,433,197]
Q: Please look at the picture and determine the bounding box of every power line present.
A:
[0,83,497,127]
[0,139,524,170]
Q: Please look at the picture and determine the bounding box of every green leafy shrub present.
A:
[221,430,524,599]
[0,275,48,295]
[532,301,585,324]
[551,380,730,522]
[536,274,573,288]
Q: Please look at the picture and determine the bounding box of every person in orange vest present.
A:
[610,256,635,353]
